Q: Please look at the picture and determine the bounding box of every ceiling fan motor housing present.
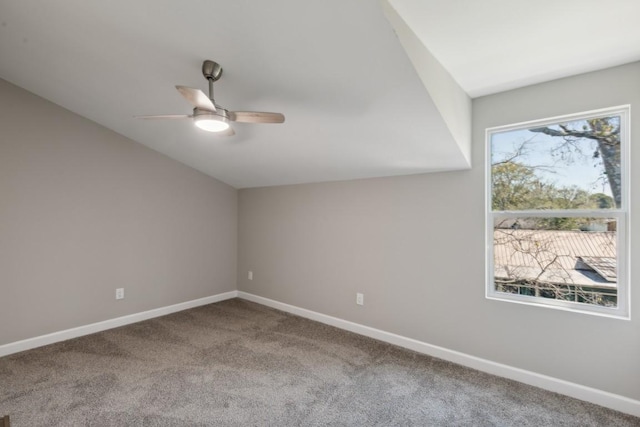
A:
[202,60,223,82]
[194,107,228,119]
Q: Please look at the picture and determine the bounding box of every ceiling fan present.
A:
[135,60,285,136]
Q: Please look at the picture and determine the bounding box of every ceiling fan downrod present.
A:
[202,60,222,102]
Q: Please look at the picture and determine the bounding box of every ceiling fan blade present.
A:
[175,86,216,111]
[229,111,285,124]
[134,114,192,119]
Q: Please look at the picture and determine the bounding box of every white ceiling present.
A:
[1,0,639,188]
[391,0,640,98]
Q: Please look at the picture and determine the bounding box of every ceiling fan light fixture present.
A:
[136,60,284,136]
[194,115,230,132]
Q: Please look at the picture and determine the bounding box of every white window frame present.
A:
[485,105,630,319]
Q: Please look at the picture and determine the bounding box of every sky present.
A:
[490,117,616,198]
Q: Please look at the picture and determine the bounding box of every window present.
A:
[486,106,629,318]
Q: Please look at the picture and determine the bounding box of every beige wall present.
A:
[0,79,237,345]
[2,61,638,402]
[238,62,640,401]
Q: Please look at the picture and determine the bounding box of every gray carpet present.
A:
[1,298,638,426]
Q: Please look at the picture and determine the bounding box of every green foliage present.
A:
[491,161,613,230]
[491,162,540,211]
[589,193,614,209]
[536,217,585,231]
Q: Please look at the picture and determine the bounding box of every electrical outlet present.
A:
[356,293,364,306]
[248,270,253,280]
[115,288,124,300]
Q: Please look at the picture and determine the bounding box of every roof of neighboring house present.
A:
[493,229,617,288]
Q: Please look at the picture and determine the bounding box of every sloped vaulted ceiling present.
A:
[1,1,639,188]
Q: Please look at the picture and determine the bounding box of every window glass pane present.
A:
[493,217,617,307]
[491,115,621,210]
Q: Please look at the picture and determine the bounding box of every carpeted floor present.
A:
[1,298,638,426]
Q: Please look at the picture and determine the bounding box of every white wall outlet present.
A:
[115,288,124,300]
[248,270,253,280]
[356,292,364,306]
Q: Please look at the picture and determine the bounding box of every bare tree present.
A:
[530,118,621,208]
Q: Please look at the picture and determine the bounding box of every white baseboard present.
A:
[237,291,640,418]
[3,290,638,417]
[0,290,238,358]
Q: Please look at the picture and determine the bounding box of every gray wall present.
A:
[0,79,237,345]
[238,62,640,401]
